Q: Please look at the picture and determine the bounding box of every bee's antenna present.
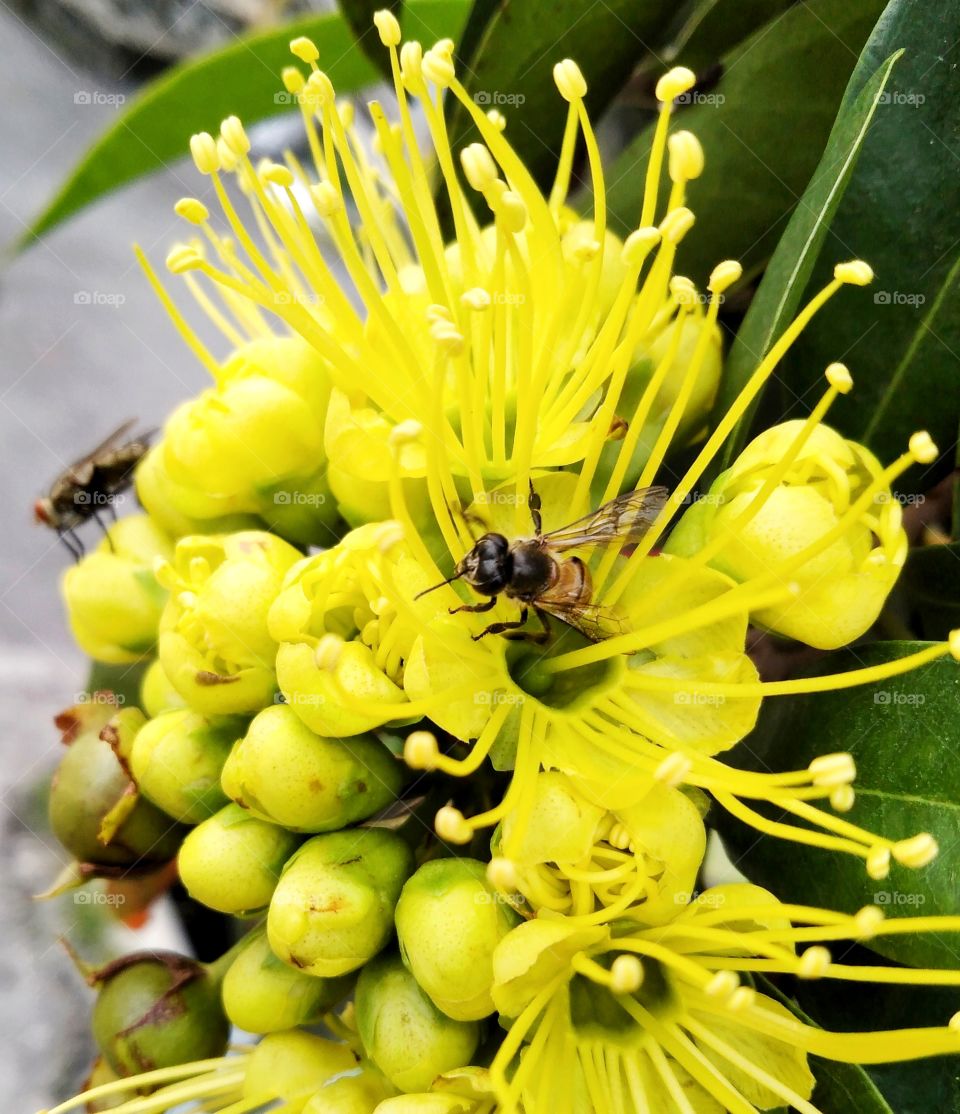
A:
[415,571,463,600]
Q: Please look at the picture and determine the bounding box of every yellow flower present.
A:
[487,885,960,1114]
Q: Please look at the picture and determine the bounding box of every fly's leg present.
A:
[449,597,497,616]
[528,480,542,536]
[92,508,115,550]
[58,527,84,561]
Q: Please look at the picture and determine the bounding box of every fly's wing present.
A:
[539,486,669,553]
[535,598,627,643]
[63,419,138,484]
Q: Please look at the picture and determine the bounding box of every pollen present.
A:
[834,259,874,285]
[655,66,696,103]
[553,59,587,101]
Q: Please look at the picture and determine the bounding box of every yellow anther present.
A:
[426,303,453,324]
[496,190,527,233]
[311,181,342,218]
[306,70,335,106]
[404,730,440,771]
[261,162,294,188]
[606,823,633,851]
[834,260,874,285]
[867,846,891,880]
[809,752,856,788]
[826,362,853,393]
[400,40,424,89]
[654,751,693,788]
[669,276,699,308]
[854,904,885,938]
[373,9,401,46]
[949,1012,960,1032]
[797,945,832,979]
[220,115,250,158]
[435,805,472,844]
[422,40,456,87]
[892,832,938,868]
[315,633,345,671]
[174,198,209,225]
[830,785,856,812]
[216,137,241,173]
[486,109,507,131]
[461,143,499,192]
[655,66,696,103]
[189,132,220,175]
[290,36,319,64]
[430,321,465,355]
[708,260,742,295]
[950,630,960,661]
[660,206,695,243]
[621,226,660,266]
[909,430,938,464]
[705,971,740,999]
[609,955,644,995]
[165,245,204,274]
[461,287,492,311]
[487,856,519,892]
[389,419,423,447]
[727,986,756,1012]
[282,66,305,95]
[569,238,602,265]
[553,59,587,101]
[373,521,404,553]
[177,590,198,609]
[668,131,705,182]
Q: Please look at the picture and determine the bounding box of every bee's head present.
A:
[34,497,54,526]
[459,533,511,595]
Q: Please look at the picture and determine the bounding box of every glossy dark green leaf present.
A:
[21,0,469,246]
[903,543,960,640]
[782,0,960,494]
[717,642,960,968]
[448,0,677,192]
[654,0,797,75]
[605,0,886,282]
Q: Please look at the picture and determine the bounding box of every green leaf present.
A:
[705,20,899,471]
[756,976,895,1114]
[604,0,887,286]
[653,0,797,76]
[339,0,402,78]
[21,0,468,246]
[86,659,149,708]
[448,0,678,192]
[902,543,960,641]
[716,642,960,968]
[783,0,960,493]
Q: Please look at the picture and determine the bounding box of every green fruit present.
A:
[268,829,414,977]
[242,1029,358,1113]
[302,1064,395,1113]
[222,928,351,1032]
[91,951,229,1077]
[178,804,300,914]
[221,704,402,832]
[356,954,479,1093]
[131,709,242,824]
[396,858,520,1021]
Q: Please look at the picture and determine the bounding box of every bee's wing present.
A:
[535,598,627,643]
[64,419,139,482]
[539,486,669,553]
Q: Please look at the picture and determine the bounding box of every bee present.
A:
[34,420,153,558]
[418,483,669,642]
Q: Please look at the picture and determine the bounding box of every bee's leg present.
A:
[528,480,542,536]
[474,607,547,643]
[449,597,497,616]
[532,606,552,641]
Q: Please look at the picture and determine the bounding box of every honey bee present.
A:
[418,483,668,642]
[34,420,152,558]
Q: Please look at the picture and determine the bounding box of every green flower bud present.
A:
[157,531,300,714]
[220,705,403,832]
[62,515,171,664]
[49,702,184,869]
[139,658,187,718]
[269,523,434,736]
[302,1064,396,1113]
[130,709,242,824]
[667,422,908,648]
[356,953,479,1093]
[222,927,351,1032]
[242,1029,359,1113]
[268,829,414,977]
[395,858,519,1021]
[90,950,229,1077]
[178,804,299,914]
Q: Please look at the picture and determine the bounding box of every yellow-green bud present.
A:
[140,658,188,717]
[130,709,241,824]
[395,858,520,1021]
[242,1029,359,1113]
[220,705,403,832]
[302,1065,396,1113]
[667,422,908,648]
[356,954,479,1093]
[222,927,351,1032]
[157,531,300,714]
[62,515,172,664]
[178,803,300,914]
[268,829,414,976]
